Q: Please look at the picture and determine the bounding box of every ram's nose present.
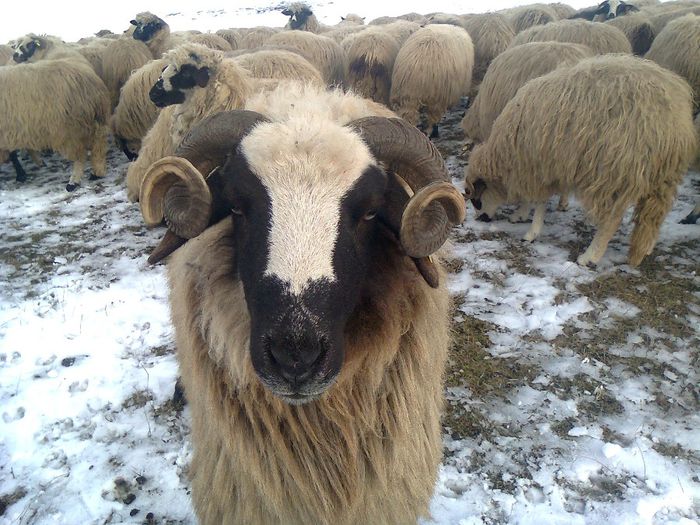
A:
[265,326,328,388]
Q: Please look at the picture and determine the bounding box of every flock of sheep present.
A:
[2,1,700,524]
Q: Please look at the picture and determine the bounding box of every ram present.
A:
[390,24,474,138]
[126,44,253,201]
[0,58,109,191]
[466,54,696,267]
[138,80,465,525]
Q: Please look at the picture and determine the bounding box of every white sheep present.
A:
[137,80,465,525]
[0,58,110,191]
[101,37,153,108]
[126,44,254,202]
[11,33,87,64]
[510,18,633,54]
[462,13,516,86]
[233,49,324,87]
[466,54,697,267]
[130,12,182,58]
[390,24,474,138]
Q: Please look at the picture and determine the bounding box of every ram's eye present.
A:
[363,210,377,221]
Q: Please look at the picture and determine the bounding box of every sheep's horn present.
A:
[347,116,465,258]
[140,110,269,262]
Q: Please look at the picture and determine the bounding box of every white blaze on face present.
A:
[161,64,177,91]
[606,0,620,16]
[240,118,375,296]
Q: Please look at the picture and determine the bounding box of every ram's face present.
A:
[220,120,385,404]
[12,37,40,63]
[149,59,210,108]
[131,18,164,42]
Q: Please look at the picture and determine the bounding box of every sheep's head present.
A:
[465,151,506,221]
[594,0,638,20]
[282,3,315,29]
[131,12,167,42]
[12,34,45,63]
[149,47,213,107]
[140,111,466,404]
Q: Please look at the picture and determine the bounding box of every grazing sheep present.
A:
[466,55,697,267]
[343,27,400,105]
[462,13,516,85]
[126,44,254,201]
[187,33,233,52]
[240,27,280,50]
[267,31,346,86]
[111,58,167,159]
[130,12,177,58]
[646,14,700,111]
[391,24,474,138]
[0,58,109,191]
[233,49,324,86]
[215,29,243,50]
[506,4,559,32]
[462,41,593,143]
[101,37,153,108]
[606,13,657,54]
[282,2,322,33]
[138,81,465,525]
[510,18,633,54]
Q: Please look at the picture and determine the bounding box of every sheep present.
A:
[0,58,109,191]
[343,27,400,105]
[397,12,429,24]
[111,57,167,159]
[646,14,700,111]
[645,5,700,32]
[390,24,474,138]
[606,13,657,54]
[101,37,153,108]
[75,40,109,79]
[548,3,578,18]
[187,33,233,52]
[11,33,84,63]
[323,25,367,44]
[571,0,639,20]
[240,27,280,50]
[379,20,421,47]
[368,16,399,25]
[266,31,346,87]
[130,12,178,58]
[462,41,594,144]
[427,12,467,28]
[282,2,322,33]
[510,18,633,54]
[125,44,254,202]
[338,13,365,25]
[233,49,324,86]
[506,4,559,32]
[462,13,516,86]
[466,54,697,267]
[215,29,243,50]
[137,80,466,525]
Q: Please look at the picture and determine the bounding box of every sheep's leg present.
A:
[66,160,84,192]
[576,213,623,267]
[117,137,138,161]
[9,151,27,183]
[509,202,531,223]
[680,201,700,224]
[522,203,546,242]
[429,124,439,138]
[89,125,109,180]
[557,193,569,211]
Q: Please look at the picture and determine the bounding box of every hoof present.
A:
[680,214,699,225]
[88,174,100,181]
[429,124,439,139]
[173,377,187,408]
[576,254,596,268]
[66,183,79,192]
[15,174,27,183]
[522,236,536,243]
[476,213,492,222]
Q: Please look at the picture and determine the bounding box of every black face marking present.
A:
[148,65,210,107]
[133,20,163,42]
[13,40,37,63]
[218,155,389,402]
[616,2,638,16]
[286,7,314,29]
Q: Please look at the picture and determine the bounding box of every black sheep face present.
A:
[12,39,39,63]
[283,6,314,29]
[149,63,210,108]
[131,19,164,42]
[595,0,639,20]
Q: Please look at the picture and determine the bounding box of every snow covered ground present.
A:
[1,2,699,524]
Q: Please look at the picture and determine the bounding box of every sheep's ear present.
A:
[618,3,639,14]
[282,9,292,16]
[130,19,138,25]
[341,16,345,20]
[194,67,210,88]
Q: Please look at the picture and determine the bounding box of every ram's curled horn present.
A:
[140,110,269,264]
[347,116,466,258]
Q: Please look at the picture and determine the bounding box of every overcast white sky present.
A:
[1,0,600,43]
